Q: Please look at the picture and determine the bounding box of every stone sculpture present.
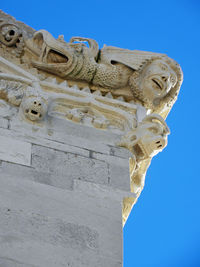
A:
[0,13,183,224]
[24,30,182,113]
[119,114,170,161]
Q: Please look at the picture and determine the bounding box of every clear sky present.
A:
[1,0,200,266]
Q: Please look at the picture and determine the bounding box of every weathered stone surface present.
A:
[0,136,31,166]
[0,117,9,129]
[91,151,131,191]
[0,161,74,190]
[0,257,37,267]
[0,174,123,266]
[73,179,136,202]
[0,10,183,267]
[0,207,99,250]
[0,126,90,158]
[32,145,109,186]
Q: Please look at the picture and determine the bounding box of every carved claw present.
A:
[69,37,99,60]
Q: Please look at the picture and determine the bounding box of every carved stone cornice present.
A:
[0,10,183,224]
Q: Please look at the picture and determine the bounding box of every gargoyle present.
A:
[119,113,170,161]
[119,113,170,195]
[0,77,48,122]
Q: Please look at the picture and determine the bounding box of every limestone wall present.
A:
[0,115,134,267]
[0,10,183,266]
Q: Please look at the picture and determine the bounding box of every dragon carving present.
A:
[23,30,183,114]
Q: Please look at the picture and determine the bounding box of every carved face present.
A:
[139,59,177,102]
[121,114,170,160]
[0,24,21,46]
[21,97,48,122]
[133,123,168,159]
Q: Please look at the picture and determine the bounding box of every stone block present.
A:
[73,179,136,202]
[0,257,36,267]
[0,136,31,166]
[109,145,133,159]
[0,174,123,265]
[10,116,119,155]
[0,161,73,190]
[108,161,131,191]
[0,207,99,250]
[91,151,131,191]
[32,145,109,186]
[0,127,90,158]
[0,240,122,267]
[0,117,9,129]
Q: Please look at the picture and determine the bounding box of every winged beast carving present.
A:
[23,30,182,114]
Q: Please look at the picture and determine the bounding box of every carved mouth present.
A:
[152,78,163,90]
[47,49,69,64]
[29,30,71,65]
[25,108,42,120]
[31,110,38,115]
[133,143,146,159]
[134,140,158,159]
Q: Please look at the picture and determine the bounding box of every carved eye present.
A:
[160,64,168,71]
[170,75,176,85]
[9,30,15,36]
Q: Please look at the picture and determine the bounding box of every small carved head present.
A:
[21,96,48,122]
[134,114,170,159]
[119,114,170,160]
[0,22,22,47]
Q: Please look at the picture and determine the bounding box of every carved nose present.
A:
[155,138,166,149]
[155,140,163,149]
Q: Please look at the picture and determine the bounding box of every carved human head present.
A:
[21,96,48,122]
[119,114,170,160]
[139,59,177,100]
[129,56,183,111]
[132,114,170,160]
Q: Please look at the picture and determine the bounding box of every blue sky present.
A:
[1,0,200,266]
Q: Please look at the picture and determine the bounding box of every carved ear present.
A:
[69,37,99,60]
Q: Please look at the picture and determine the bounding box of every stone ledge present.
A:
[10,115,121,155]
[0,127,90,158]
